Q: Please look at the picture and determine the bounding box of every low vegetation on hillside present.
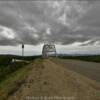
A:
[59,55,100,63]
[0,55,40,82]
[0,55,40,100]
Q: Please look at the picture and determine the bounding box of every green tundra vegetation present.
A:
[0,55,100,100]
[59,55,100,63]
[0,55,40,99]
[0,55,40,82]
[0,54,100,83]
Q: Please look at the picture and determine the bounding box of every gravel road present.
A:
[8,59,100,100]
[53,59,100,83]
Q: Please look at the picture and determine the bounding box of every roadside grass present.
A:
[0,55,41,82]
[0,61,34,100]
[0,62,27,82]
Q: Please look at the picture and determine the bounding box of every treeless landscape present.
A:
[0,1,100,100]
[2,58,99,100]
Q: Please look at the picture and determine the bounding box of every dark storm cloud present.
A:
[0,0,99,46]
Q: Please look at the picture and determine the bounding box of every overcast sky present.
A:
[0,0,100,55]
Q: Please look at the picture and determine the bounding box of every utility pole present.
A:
[22,43,24,57]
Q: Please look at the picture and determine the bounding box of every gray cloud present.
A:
[0,0,99,46]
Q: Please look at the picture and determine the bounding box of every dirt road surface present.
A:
[8,58,100,100]
[52,59,100,82]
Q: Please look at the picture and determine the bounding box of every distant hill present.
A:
[58,54,100,63]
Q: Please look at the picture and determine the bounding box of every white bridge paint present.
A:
[11,59,30,63]
[42,43,57,58]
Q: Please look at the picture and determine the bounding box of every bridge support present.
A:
[42,43,57,58]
